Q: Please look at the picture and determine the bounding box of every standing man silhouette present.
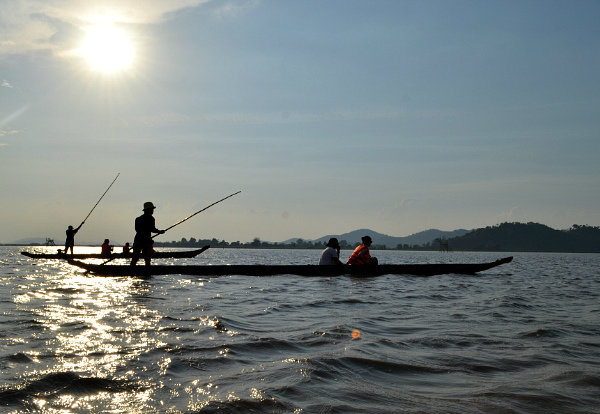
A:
[63,222,84,255]
[130,202,165,266]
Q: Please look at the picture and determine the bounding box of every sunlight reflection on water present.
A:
[7,262,167,410]
[3,247,599,413]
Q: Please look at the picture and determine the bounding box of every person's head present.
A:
[68,225,73,230]
[104,239,109,244]
[326,238,340,248]
[143,201,156,213]
[361,235,372,246]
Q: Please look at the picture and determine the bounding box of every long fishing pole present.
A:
[80,173,120,226]
[152,190,241,238]
[98,191,240,267]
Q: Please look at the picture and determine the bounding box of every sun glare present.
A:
[80,22,134,73]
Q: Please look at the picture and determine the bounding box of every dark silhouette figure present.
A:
[101,239,113,257]
[122,242,131,253]
[63,222,84,255]
[130,202,165,266]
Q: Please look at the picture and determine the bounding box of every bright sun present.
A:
[80,22,134,73]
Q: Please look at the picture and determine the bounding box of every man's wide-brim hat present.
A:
[143,201,156,211]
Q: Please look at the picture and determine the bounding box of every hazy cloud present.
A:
[1,80,13,88]
[132,112,192,128]
[0,128,17,148]
[0,129,19,137]
[0,0,211,55]
[212,0,260,19]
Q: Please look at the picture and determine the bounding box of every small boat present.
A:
[67,256,513,277]
[21,245,210,260]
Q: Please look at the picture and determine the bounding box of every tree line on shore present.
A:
[11,222,599,253]
[154,222,600,253]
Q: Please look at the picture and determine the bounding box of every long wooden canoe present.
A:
[21,245,210,260]
[67,256,513,277]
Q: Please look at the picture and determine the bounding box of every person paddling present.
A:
[63,222,84,255]
[130,202,165,266]
[347,235,378,265]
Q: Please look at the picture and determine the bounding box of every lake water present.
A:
[1,246,599,413]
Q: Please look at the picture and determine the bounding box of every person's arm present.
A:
[151,220,165,234]
[333,247,341,265]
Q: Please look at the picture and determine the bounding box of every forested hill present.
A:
[445,223,600,253]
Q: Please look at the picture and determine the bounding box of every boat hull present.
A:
[21,246,209,260]
[67,256,513,277]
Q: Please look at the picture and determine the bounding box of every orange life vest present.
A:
[347,244,370,265]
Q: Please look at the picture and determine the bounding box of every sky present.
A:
[1,0,599,245]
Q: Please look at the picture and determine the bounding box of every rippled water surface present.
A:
[1,246,599,413]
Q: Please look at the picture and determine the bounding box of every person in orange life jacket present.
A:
[319,238,343,265]
[101,239,113,257]
[130,201,165,266]
[347,235,378,265]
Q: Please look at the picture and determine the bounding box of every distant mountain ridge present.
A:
[446,222,600,252]
[12,223,600,252]
[285,228,470,249]
[281,222,600,252]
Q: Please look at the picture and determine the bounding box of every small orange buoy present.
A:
[352,329,361,339]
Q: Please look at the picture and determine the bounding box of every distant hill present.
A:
[12,223,600,252]
[283,222,600,252]
[8,237,62,245]
[446,222,600,252]
[285,228,470,249]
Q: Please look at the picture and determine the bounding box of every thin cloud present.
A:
[129,106,410,129]
[0,0,211,56]
[0,130,20,136]
[0,130,19,148]
[212,0,261,19]
[2,80,13,88]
